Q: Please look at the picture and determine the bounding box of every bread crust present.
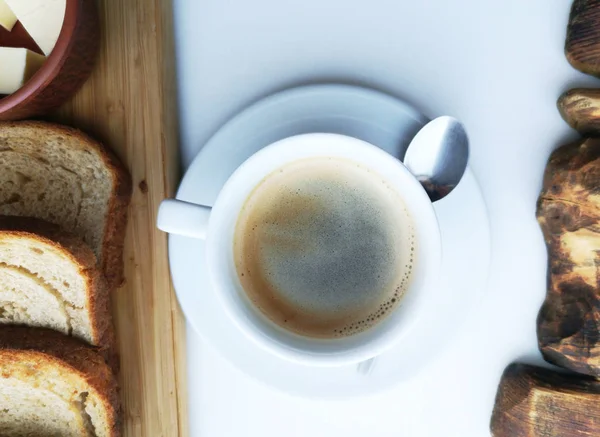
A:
[0,326,121,437]
[0,120,132,289]
[0,216,118,371]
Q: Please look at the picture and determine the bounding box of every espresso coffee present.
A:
[233,157,416,339]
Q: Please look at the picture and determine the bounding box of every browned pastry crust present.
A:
[558,88,600,135]
[566,0,600,77]
[491,363,600,437]
[536,137,600,376]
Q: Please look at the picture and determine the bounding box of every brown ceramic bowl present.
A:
[0,0,100,120]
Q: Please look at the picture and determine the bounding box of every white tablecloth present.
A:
[173,1,597,435]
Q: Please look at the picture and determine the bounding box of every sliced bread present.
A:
[0,216,116,369]
[0,121,132,288]
[0,326,120,437]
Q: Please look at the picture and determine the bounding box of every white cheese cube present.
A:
[0,47,46,95]
[0,0,17,31]
[4,0,66,55]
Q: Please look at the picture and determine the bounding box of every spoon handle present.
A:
[356,357,376,376]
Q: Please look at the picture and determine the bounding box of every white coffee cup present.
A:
[158,133,441,366]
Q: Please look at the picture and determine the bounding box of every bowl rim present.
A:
[0,0,79,113]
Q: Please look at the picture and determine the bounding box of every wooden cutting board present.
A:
[51,0,188,436]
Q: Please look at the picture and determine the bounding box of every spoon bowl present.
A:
[403,116,469,202]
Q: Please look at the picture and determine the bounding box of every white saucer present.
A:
[169,84,491,398]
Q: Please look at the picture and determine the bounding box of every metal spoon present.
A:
[404,116,469,202]
[356,116,469,377]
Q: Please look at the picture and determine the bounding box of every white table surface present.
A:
[172,1,598,435]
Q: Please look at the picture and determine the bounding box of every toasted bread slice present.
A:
[0,121,132,289]
[0,326,120,437]
[0,216,117,369]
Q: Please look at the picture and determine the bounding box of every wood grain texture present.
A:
[51,0,187,436]
[558,88,600,134]
[536,137,600,377]
[491,363,600,437]
[566,0,600,76]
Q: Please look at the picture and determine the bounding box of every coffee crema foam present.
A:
[234,157,416,339]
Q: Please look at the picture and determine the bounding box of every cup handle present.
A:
[157,199,212,239]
